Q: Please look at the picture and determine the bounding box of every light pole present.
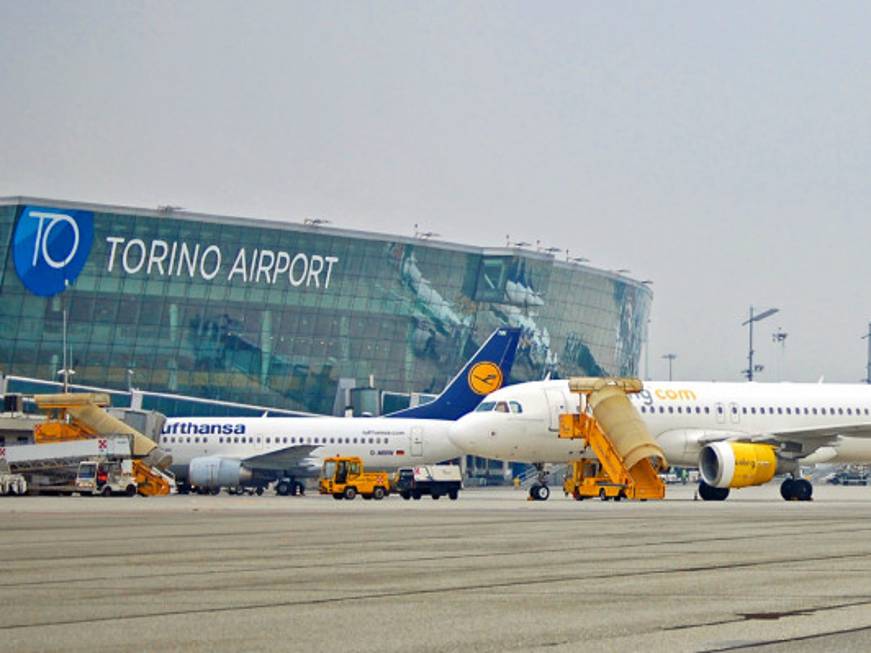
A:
[662,353,677,381]
[742,306,779,381]
[862,322,871,384]
[772,327,788,381]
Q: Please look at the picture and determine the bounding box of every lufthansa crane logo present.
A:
[12,206,94,297]
[468,361,503,395]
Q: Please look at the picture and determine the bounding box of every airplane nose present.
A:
[449,417,492,456]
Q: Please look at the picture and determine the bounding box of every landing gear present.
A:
[528,464,551,501]
[698,481,730,501]
[781,477,813,501]
[275,479,305,497]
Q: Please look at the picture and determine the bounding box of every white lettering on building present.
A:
[105,237,339,289]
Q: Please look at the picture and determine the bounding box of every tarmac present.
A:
[2,484,871,653]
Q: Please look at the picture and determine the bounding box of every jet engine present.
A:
[699,442,778,489]
[189,457,253,489]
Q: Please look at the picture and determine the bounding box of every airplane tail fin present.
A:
[387,327,521,420]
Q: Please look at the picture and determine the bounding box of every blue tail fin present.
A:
[387,327,521,420]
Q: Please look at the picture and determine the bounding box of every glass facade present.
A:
[0,198,652,416]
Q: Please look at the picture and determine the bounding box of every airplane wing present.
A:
[241,445,320,471]
[690,422,871,461]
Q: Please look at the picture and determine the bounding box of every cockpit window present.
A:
[495,401,510,413]
[509,401,523,414]
[476,401,496,412]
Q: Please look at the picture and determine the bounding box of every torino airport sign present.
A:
[12,206,340,297]
[13,206,95,296]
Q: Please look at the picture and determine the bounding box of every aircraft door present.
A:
[729,403,740,425]
[411,427,424,457]
[544,389,567,432]
[715,403,726,424]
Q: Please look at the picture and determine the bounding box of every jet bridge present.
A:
[559,377,666,501]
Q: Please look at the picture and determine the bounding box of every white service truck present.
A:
[393,465,463,500]
[0,437,134,495]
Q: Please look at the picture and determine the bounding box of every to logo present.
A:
[12,206,94,296]
[468,361,504,395]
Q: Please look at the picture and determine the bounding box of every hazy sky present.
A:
[2,1,870,383]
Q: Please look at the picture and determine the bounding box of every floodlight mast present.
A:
[741,306,779,381]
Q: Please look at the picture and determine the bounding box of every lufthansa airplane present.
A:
[160,328,520,495]
[448,379,871,501]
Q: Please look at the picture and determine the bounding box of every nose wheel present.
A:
[529,484,550,501]
[528,464,551,501]
[781,477,813,501]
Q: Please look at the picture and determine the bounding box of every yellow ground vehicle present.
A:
[319,456,390,500]
[559,377,666,501]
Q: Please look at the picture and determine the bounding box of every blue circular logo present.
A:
[12,206,94,297]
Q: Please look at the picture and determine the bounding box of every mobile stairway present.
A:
[559,377,667,501]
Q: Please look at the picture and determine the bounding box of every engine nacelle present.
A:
[699,442,778,489]
[189,457,252,489]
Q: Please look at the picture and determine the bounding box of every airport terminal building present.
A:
[0,198,652,417]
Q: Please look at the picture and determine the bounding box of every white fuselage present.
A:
[161,416,463,480]
[449,380,871,466]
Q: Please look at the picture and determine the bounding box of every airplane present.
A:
[159,327,521,495]
[448,379,871,502]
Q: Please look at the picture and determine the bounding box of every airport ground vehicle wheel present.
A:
[101,486,112,497]
[599,488,608,501]
[275,481,290,496]
[210,488,221,496]
[448,490,458,500]
[373,486,385,500]
[400,491,410,500]
[125,485,137,497]
[572,490,584,501]
[432,494,440,500]
[412,491,422,500]
[698,481,729,501]
[255,487,264,496]
[294,481,305,496]
[343,486,357,500]
[177,483,191,495]
[333,494,343,500]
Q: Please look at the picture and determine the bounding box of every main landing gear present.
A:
[528,464,551,501]
[780,477,813,502]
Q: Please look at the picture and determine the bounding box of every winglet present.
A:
[387,327,521,420]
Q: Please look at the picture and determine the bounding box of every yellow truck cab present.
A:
[319,456,390,501]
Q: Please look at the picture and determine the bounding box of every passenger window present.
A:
[695,407,701,414]
[668,406,674,414]
[186,437,191,443]
[640,406,646,413]
[847,408,853,415]
[677,407,682,414]
[777,408,783,415]
[731,406,737,414]
[385,438,389,444]
[786,408,791,415]
[704,407,710,414]
[812,408,818,415]
[717,406,723,414]
[838,408,844,415]
[659,406,664,414]
[821,408,827,415]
